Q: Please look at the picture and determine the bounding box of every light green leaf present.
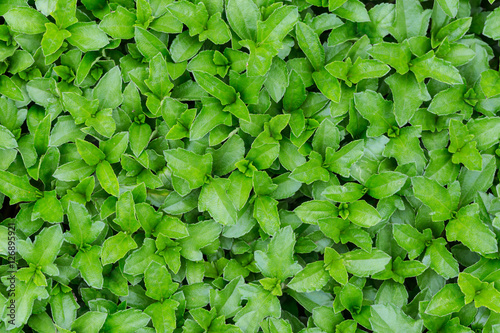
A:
[370,303,423,333]
[164,148,212,190]
[287,262,330,293]
[446,204,498,255]
[254,226,302,281]
[96,160,119,197]
[100,232,138,266]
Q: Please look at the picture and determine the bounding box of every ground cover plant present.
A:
[0,0,500,332]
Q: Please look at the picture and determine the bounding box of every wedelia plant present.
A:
[0,0,499,332]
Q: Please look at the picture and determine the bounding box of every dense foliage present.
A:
[0,0,500,332]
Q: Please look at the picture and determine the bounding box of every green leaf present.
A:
[240,40,279,77]
[66,22,109,52]
[0,75,24,101]
[133,32,165,64]
[254,226,302,281]
[99,6,136,39]
[145,300,179,333]
[192,71,237,105]
[348,200,381,228]
[226,0,259,41]
[71,311,107,333]
[124,238,163,275]
[370,303,423,333]
[312,306,344,332]
[425,283,465,316]
[211,134,245,176]
[166,0,208,36]
[468,119,500,152]
[9,280,49,329]
[170,32,203,64]
[290,151,329,184]
[164,148,212,190]
[474,283,500,313]
[100,231,138,266]
[177,219,222,261]
[150,11,183,34]
[223,96,250,121]
[423,238,459,279]
[101,309,151,333]
[144,261,179,301]
[100,132,129,164]
[410,51,463,84]
[458,272,487,304]
[34,114,51,156]
[334,0,370,22]
[257,5,299,44]
[53,160,96,182]
[261,318,292,333]
[393,224,428,260]
[366,171,407,199]
[368,42,412,74]
[0,170,41,204]
[340,283,363,313]
[190,97,232,140]
[294,200,339,225]
[287,262,330,293]
[61,92,98,124]
[234,284,280,333]
[389,0,431,42]
[295,22,324,71]
[146,54,173,100]
[52,0,78,29]
[32,190,63,223]
[199,13,231,45]
[93,66,123,110]
[18,224,64,273]
[66,202,105,248]
[324,247,348,285]
[322,183,365,203]
[76,139,105,166]
[114,191,141,233]
[412,176,456,221]
[96,160,119,197]
[446,204,498,255]
[49,285,80,329]
[129,122,152,157]
[4,7,49,34]
[41,23,71,57]
[354,90,396,137]
[480,70,500,99]
[342,249,391,277]
[436,0,458,17]
[264,57,289,103]
[483,7,500,40]
[0,125,17,150]
[253,195,281,236]
[384,127,427,173]
[199,178,238,226]
[312,118,340,158]
[385,72,425,126]
[325,139,365,178]
[86,108,116,138]
[457,153,495,203]
[312,68,342,103]
[427,84,471,116]
[348,58,390,84]
[424,149,460,186]
[210,276,245,318]
[434,18,471,46]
